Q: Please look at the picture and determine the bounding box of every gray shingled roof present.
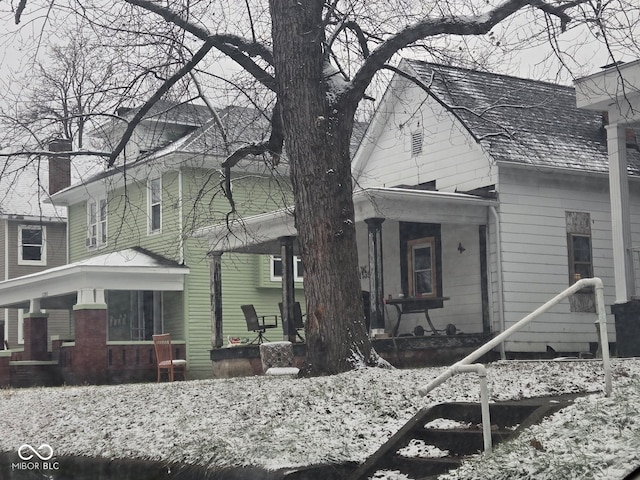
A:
[166,105,272,157]
[71,104,367,190]
[405,60,640,176]
[118,99,212,127]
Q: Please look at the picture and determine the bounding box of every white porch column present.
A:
[606,123,635,303]
[76,288,106,306]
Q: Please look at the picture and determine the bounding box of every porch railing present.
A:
[417,277,612,453]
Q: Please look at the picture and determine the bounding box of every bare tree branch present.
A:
[328,20,371,58]
[345,0,588,105]
[108,37,217,167]
[124,0,276,90]
[14,0,27,24]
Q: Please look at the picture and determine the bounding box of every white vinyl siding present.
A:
[355,78,495,193]
[496,166,620,352]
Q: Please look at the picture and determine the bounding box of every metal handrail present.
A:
[417,277,612,452]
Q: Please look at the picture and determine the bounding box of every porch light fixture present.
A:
[457,242,466,254]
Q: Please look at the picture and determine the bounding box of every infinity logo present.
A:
[17,444,54,461]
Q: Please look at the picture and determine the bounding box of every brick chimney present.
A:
[48,138,72,195]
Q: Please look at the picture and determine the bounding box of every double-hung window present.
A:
[87,197,107,248]
[407,237,436,297]
[18,225,46,265]
[568,234,593,283]
[566,211,595,312]
[270,255,304,282]
[148,177,162,233]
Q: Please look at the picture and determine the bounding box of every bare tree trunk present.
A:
[270,0,372,375]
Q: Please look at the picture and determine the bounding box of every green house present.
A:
[0,102,303,383]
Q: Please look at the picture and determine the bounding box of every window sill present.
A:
[17,260,47,267]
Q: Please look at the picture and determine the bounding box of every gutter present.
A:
[489,206,506,360]
[495,159,640,183]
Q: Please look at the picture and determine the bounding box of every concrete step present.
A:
[346,396,576,480]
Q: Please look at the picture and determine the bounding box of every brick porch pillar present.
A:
[23,312,49,361]
[0,352,10,387]
[73,289,108,384]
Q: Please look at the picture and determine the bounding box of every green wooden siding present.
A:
[66,164,298,379]
[162,291,184,340]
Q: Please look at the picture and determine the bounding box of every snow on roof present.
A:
[117,99,212,127]
[72,246,183,268]
[405,60,640,176]
[0,246,188,308]
[0,154,103,219]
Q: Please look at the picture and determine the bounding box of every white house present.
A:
[199,59,640,358]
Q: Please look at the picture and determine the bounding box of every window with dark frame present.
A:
[399,222,442,299]
[569,234,593,283]
[566,211,595,313]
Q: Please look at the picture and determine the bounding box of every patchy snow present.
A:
[323,60,350,104]
[397,439,450,458]
[424,418,472,430]
[0,359,639,478]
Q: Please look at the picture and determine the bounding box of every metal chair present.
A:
[152,334,187,382]
[241,305,278,344]
[278,301,306,341]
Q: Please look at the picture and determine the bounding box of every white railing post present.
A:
[418,278,613,442]
[453,364,492,453]
[594,281,612,396]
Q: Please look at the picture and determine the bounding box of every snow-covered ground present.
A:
[1,359,639,479]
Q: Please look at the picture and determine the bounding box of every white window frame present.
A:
[148,177,162,234]
[87,196,107,249]
[270,255,304,282]
[18,224,46,266]
[407,237,436,298]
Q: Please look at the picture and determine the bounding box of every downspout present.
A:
[489,206,506,360]
[3,219,8,344]
[178,168,184,265]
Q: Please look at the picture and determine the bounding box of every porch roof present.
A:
[195,187,497,254]
[0,247,189,309]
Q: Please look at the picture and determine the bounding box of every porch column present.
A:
[73,288,108,384]
[365,218,385,334]
[606,123,635,303]
[209,252,224,348]
[280,236,296,342]
[23,299,48,361]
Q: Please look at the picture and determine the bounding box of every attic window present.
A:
[411,131,423,156]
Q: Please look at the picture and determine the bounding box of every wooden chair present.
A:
[152,334,187,382]
[241,305,278,344]
[278,301,306,341]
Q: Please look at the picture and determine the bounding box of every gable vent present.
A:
[411,131,423,156]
